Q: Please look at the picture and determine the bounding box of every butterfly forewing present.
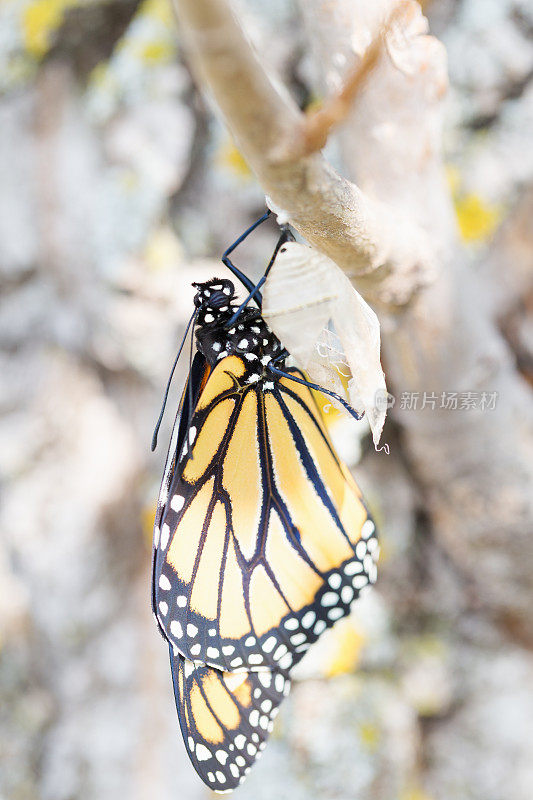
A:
[152,353,211,624]
[153,355,378,673]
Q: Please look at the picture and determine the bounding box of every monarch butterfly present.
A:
[151,211,379,792]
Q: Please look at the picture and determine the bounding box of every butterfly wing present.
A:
[152,354,378,671]
[152,352,210,625]
[170,648,289,792]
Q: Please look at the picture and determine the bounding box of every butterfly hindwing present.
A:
[170,647,290,792]
[153,355,378,672]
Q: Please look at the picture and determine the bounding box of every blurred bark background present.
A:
[1,1,532,799]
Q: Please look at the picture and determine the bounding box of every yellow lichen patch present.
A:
[446,164,461,196]
[139,40,174,63]
[217,138,252,181]
[135,0,176,65]
[455,193,503,243]
[88,62,109,89]
[324,619,365,678]
[86,0,177,114]
[23,0,78,58]
[400,787,435,800]
[447,164,503,244]
[359,720,381,753]
[144,226,183,272]
[139,0,173,26]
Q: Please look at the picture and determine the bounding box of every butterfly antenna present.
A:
[184,312,198,459]
[267,362,365,423]
[151,308,198,452]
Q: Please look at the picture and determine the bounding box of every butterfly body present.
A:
[152,274,378,791]
[193,278,284,375]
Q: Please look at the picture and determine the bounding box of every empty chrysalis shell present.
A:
[262,241,388,449]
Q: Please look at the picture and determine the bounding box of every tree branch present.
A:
[172,0,435,305]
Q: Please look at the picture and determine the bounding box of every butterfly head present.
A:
[193,279,236,324]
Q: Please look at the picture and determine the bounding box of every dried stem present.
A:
[298,5,404,157]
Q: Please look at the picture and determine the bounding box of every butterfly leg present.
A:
[222,210,272,293]
[225,228,295,326]
[268,360,365,422]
